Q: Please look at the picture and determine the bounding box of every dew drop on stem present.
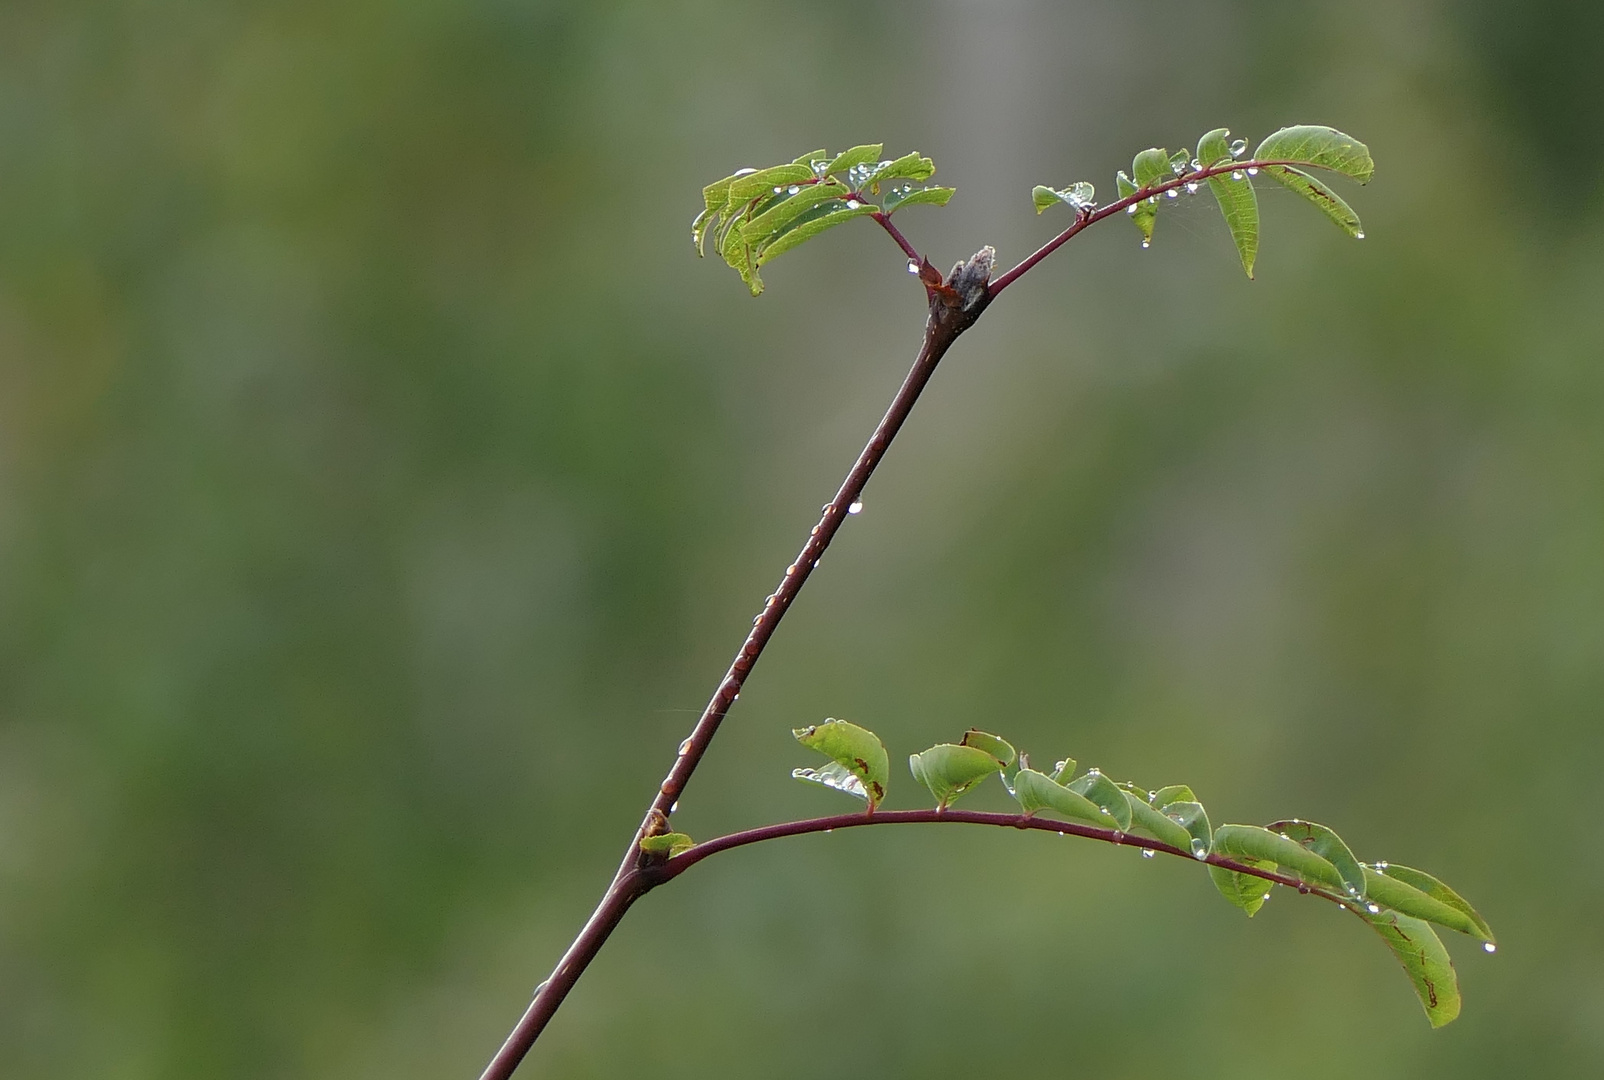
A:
[1141,849,1156,859]
[847,500,863,515]
[907,259,920,274]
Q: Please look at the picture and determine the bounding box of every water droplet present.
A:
[1246,167,1259,176]
[1483,942,1497,954]
[1165,189,1178,199]
[752,614,762,625]
[1366,903,1381,914]
[734,167,758,176]
[1140,240,1151,249]
[810,160,828,176]
[532,979,550,998]
[1146,195,1158,205]
[824,828,833,834]
[907,259,920,274]
[669,800,679,814]
[1141,849,1156,859]
[847,500,863,514]
[773,186,783,194]
[677,738,692,755]
[1190,838,1209,860]
[1229,139,1247,157]
[1111,831,1125,843]
[1099,807,1111,815]
[1185,182,1199,194]
[1354,231,1366,239]
[1375,860,1389,870]
[788,185,801,195]
[846,199,861,209]
[1126,205,1138,215]
[1261,892,1271,901]
[1231,170,1245,181]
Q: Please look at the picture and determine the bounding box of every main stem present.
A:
[478,267,991,1080]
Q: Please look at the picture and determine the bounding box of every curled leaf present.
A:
[794,719,890,810]
[909,743,1004,809]
[1267,819,1366,899]
[1260,165,1364,237]
[1211,824,1344,892]
[639,832,696,858]
[1210,860,1275,917]
[1253,125,1374,183]
[1064,769,1133,831]
[1375,864,1494,945]
[1011,768,1109,825]
[1362,867,1487,940]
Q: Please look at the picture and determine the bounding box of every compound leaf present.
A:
[1254,125,1374,183]
[1268,820,1367,899]
[794,719,890,809]
[1362,909,1461,1027]
[1261,165,1365,237]
[909,743,1004,809]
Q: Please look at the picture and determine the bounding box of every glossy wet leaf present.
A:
[1212,825,1343,891]
[758,203,879,263]
[909,743,1004,809]
[1064,770,1133,831]
[727,163,816,202]
[1159,799,1211,854]
[1050,757,1077,783]
[1261,165,1365,237]
[884,185,954,213]
[1196,127,1233,169]
[825,143,884,175]
[1377,864,1495,944]
[1210,859,1275,917]
[1362,867,1485,939]
[792,761,868,802]
[1032,181,1095,213]
[793,719,890,809]
[741,181,849,249]
[1121,791,1195,850]
[1131,147,1172,190]
[1254,125,1374,183]
[1267,820,1366,898]
[638,832,695,858]
[1362,909,1461,1027]
[867,152,935,188]
[1012,768,1110,825]
[1207,168,1259,278]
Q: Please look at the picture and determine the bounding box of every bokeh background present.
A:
[2,1,1602,1076]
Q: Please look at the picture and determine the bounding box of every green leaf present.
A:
[639,832,696,858]
[727,163,817,203]
[793,761,872,803]
[1158,799,1211,857]
[909,744,1004,809]
[1064,769,1133,831]
[756,202,879,264]
[793,719,890,810]
[1117,169,1157,247]
[1131,147,1172,189]
[1196,127,1233,169]
[825,143,885,176]
[867,152,936,188]
[692,206,716,256]
[1254,125,1374,183]
[1121,790,1196,850]
[741,181,850,249]
[1050,757,1077,783]
[1261,165,1365,238]
[791,148,828,166]
[1377,864,1495,945]
[884,185,954,213]
[958,729,1015,766]
[1362,867,1486,939]
[1032,181,1095,213]
[1361,909,1461,1027]
[718,215,761,295]
[1211,824,1344,892]
[1207,168,1259,278]
[1210,859,1275,917]
[1152,785,1196,806]
[1012,767,1111,825]
[1267,819,1366,899]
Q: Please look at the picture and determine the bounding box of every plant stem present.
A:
[477,265,991,1080]
[648,809,1348,909]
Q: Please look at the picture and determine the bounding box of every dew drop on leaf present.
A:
[1483,942,1497,954]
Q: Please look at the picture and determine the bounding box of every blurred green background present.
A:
[2,0,1601,1076]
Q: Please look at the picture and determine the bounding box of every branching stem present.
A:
[477,153,1320,1080]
